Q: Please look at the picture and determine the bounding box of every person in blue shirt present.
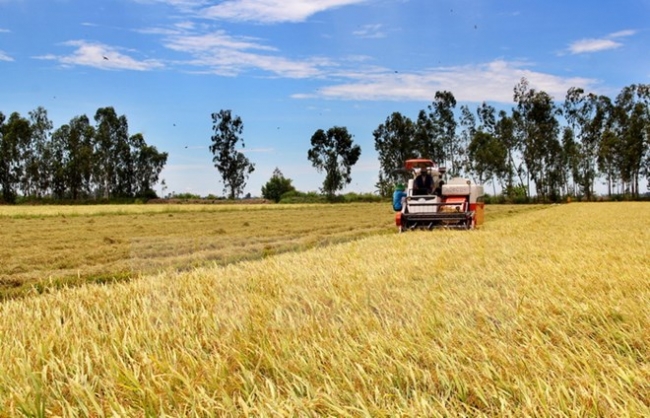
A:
[392,183,407,211]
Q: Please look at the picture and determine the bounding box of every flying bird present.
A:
[103,56,109,60]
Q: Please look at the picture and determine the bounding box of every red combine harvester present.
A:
[393,159,484,232]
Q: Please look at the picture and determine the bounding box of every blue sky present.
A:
[1,0,649,197]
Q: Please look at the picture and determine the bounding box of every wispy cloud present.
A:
[34,40,164,71]
[352,24,386,39]
[609,29,636,38]
[567,30,636,54]
[201,0,367,23]
[0,28,11,33]
[132,0,367,77]
[0,50,14,62]
[163,30,333,77]
[165,30,277,53]
[293,60,597,103]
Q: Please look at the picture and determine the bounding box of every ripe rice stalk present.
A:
[0,203,646,415]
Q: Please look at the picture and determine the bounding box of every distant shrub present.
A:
[279,191,326,204]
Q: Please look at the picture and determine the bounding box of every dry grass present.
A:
[0,202,648,416]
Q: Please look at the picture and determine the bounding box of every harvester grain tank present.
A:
[393,159,484,231]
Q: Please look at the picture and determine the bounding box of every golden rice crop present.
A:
[0,203,528,300]
[0,202,647,416]
[0,203,395,300]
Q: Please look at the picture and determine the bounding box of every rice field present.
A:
[0,203,394,300]
[0,203,526,300]
[0,202,648,416]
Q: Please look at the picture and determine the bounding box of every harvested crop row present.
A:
[0,203,647,416]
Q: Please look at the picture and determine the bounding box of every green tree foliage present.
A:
[209,110,255,200]
[467,103,509,192]
[609,84,649,196]
[261,168,295,202]
[132,135,168,198]
[373,112,417,184]
[0,106,166,202]
[0,112,31,203]
[563,88,611,199]
[513,78,562,199]
[457,104,476,175]
[23,107,53,198]
[374,172,393,198]
[414,110,444,164]
[492,110,521,194]
[308,126,361,199]
[426,91,459,175]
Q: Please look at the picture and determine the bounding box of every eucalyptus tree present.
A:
[131,133,168,197]
[307,126,361,199]
[563,88,611,199]
[94,107,129,198]
[560,126,581,197]
[373,112,417,184]
[494,110,520,193]
[22,107,53,197]
[458,105,476,176]
[414,110,444,164]
[597,127,621,196]
[209,109,255,199]
[49,123,69,199]
[610,84,649,196]
[425,91,459,175]
[0,112,31,203]
[66,115,96,200]
[512,78,562,199]
[467,103,508,193]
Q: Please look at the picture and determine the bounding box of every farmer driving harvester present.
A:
[392,158,485,231]
[413,167,433,195]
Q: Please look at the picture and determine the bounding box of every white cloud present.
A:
[567,29,636,54]
[292,60,598,103]
[352,24,386,39]
[201,0,367,23]
[187,49,330,77]
[609,29,636,38]
[165,30,277,53]
[164,30,333,77]
[0,50,14,61]
[0,28,10,33]
[568,38,622,54]
[35,40,164,71]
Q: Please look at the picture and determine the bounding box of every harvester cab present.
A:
[394,159,484,232]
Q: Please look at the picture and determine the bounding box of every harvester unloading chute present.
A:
[393,159,484,231]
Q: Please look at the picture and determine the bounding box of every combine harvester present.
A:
[393,159,484,232]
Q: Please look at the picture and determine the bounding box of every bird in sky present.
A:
[103,56,109,60]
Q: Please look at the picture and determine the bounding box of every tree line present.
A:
[373,79,650,201]
[5,78,646,204]
[0,106,168,203]
[216,79,649,202]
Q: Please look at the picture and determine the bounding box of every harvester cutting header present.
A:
[393,159,484,231]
